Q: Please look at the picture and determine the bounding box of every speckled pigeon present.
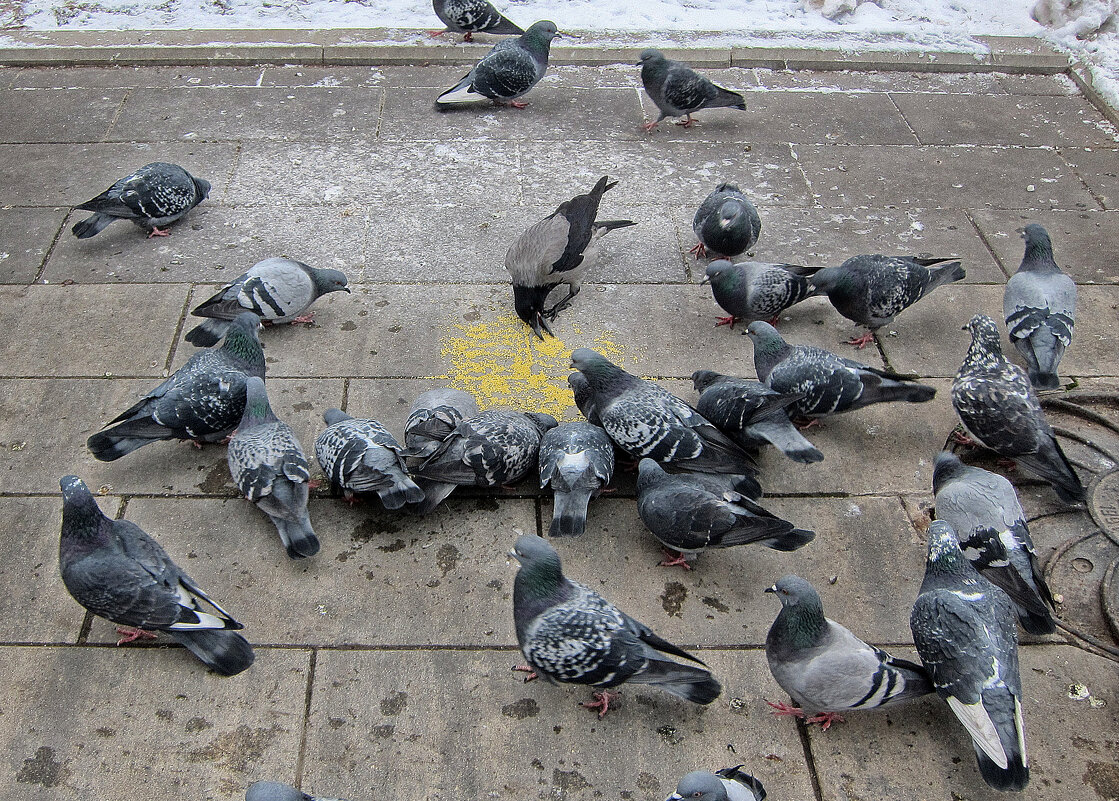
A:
[933,451,1056,634]
[59,475,254,676]
[567,372,600,426]
[245,781,347,801]
[315,408,424,510]
[511,533,721,717]
[432,0,523,40]
[228,377,318,559]
[704,259,819,326]
[71,162,210,239]
[952,314,1084,503]
[539,421,615,537]
[911,520,1029,792]
[666,767,766,801]
[87,312,265,461]
[185,257,350,347]
[506,176,636,339]
[1003,224,1076,390]
[403,388,480,459]
[638,49,746,131]
[435,20,558,108]
[691,186,761,260]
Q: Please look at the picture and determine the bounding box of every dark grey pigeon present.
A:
[666,767,766,801]
[186,257,350,347]
[432,0,523,40]
[511,533,721,717]
[567,372,601,426]
[746,322,935,418]
[638,49,746,131]
[506,176,636,339]
[691,186,761,260]
[245,781,347,801]
[764,575,932,730]
[72,162,210,239]
[1003,224,1076,390]
[910,520,1029,792]
[933,451,1056,634]
[539,422,615,537]
[952,314,1085,503]
[228,377,319,559]
[692,370,823,464]
[435,20,558,107]
[403,387,480,459]
[87,312,265,461]
[704,259,820,326]
[315,408,424,510]
[637,460,814,568]
[59,475,254,676]
[811,254,965,348]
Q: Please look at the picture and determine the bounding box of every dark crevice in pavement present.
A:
[963,208,1010,278]
[883,91,923,145]
[293,647,317,790]
[794,717,826,801]
[31,211,67,285]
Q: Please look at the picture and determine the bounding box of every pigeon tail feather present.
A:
[71,213,117,239]
[412,477,457,513]
[758,527,816,552]
[436,74,487,105]
[377,478,426,511]
[549,487,594,537]
[87,426,169,462]
[628,657,721,705]
[710,86,746,110]
[184,319,228,348]
[746,418,824,464]
[1027,368,1061,391]
[168,629,255,676]
[271,515,320,559]
[1015,442,1084,503]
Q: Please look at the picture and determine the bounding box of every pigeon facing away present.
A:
[245,781,348,801]
[435,20,558,108]
[87,312,265,461]
[1003,224,1076,390]
[764,575,932,730]
[811,255,965,348]
[506,176,636,339]
[910,521,1029,792]
[638,49,746,131]
[704,259,820,327]
[185,257,350,347]
[932,451,1057,635]
[666,767,767,801]
[315,408,424,510]
[403,388,480,459]
[59,475,254,676]
[228,377,319,559]
[691,185,761,260]
[952,314,1085,503]
[432,0,523,40]
[511,533,721,716]
[539,422,615,537]
[72,162,210,239]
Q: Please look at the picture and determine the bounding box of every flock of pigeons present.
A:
[51,2,1089,799]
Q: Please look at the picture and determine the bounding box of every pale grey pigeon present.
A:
[245,781,347,801]
[403,387,479,459]
[567,372,600,426]
[72,161,210,239]
[704,259,819,326]
[666,767,766,801]
[910,520,1029,792]
[432,0,523,40]
[638,49,746,131]
[315,409,424,510]
[435,20,558,107]
[185,257,350,347]
[691,186,761,260]
[59,475,254,676]
[538,421,615,537]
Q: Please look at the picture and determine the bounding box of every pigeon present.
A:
[764,575,932,730]
[704,259,820,326]
[691,186,762,260]
[71,162,210,239]
[569,348,759,478]
[431,0,523,40]
[314,408,424,510]
[932,451,1057,635]
[185,257,350,347]
[538,422,615,537]
[59,475,254,676]
[511,533,721,716]
[412,409,558,513]
[245,781,347,801]
[691,370,823,464]
[227,376,319,559]
[637,460,814,568]
[638,49,746,131]
[1003,224,1076,390]
[952,314,1085,504]
[87,312,265,462]
[910,520,1029,792]
[403,388,480,459]
[746,322,936,418]
[506,176,636,339]
[567,372,601,426]
[666,767,767,801]
[810,255,965,348]
[435,20,558,108]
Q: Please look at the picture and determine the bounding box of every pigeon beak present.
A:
[960,324,968,331]
[700,275,711,285]
[764,585,777,594]
[666,794,684,801]
[342,287,352,294]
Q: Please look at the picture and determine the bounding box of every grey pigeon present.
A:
[1003,224,1076,390]
[228,377,319,559]
[637,460,814,568]
[764,575,932,730]
[511,533,721,716]
[245,781,347,801]
[666,767,766,801]
[506,176,636,339]
[638,49,746,131]
[691,186,761,260]
[59,475,254,676]
[933,451,1057,635]
[811,255,965,348]
[403,387,479,459]
[691,370,823,464]
[435,20,558,108]
[412,409,558,513]
[431,0,523,40]
[910,520,1029,792]
[567,372,601,426]
[746,322,936,418]
[704,259,819,326]
[87,312,265,461]
[569,348,759,481]
[539,422,615,537]
[72,162,210,239]
[315,408,424,510]
[185,257,350,347]
[952,314,1085,504]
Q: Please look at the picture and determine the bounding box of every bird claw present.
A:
[714,315,737,328]
[765,700,805,718]
[675,115,695,128]
[291,313,316,325]
[805,712,845,731]
[845,331,876,349]
[509,100,528,109]
[950,428,977,448]
[147,226,170,238]
[512,664,539,683]
[581,690,619,718]
[641,121,659,132]
[657,549,693,570]
[115,626,158,645]
[688,242,707,259]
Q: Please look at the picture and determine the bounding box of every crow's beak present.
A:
[530,313,554,340]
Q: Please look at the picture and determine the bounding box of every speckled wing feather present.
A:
[952,362,1044,454]
[229,421,310,502]
[471,40,541,99]
[662,63,724,115]
[77,162,203,223]
[434,0,523,34]
[599,387,706,462]
[766,346,873,416]
[418,410,545,486]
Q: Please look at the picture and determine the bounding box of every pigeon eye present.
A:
[692,793,703,798]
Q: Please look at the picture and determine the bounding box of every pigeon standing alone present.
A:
[403,388,480,459]
[435,20,558,108]
[71,162,210,239]
[431,0,523,41]
[638,49,746,131]
[538,421,615,537]
[691,185,761,260]
[704,259,820,327]
[666,767,767,801]
[314,409,425,510]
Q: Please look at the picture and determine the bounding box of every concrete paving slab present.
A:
[0,88,126,144]
[996,72,1081,96]
[10,65,271,89]
[1059,285,1119,378]
[968,209,1119,283]
[752,68,1007,93]
[0,207,65,283]
[258,65,385,88]
[0,68,17,89]
[729,90,922,146]
[1058,146,1119,210]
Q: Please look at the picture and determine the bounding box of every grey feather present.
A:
[432,0,523,36]
[72,162,210,238]
[666,768,766,801]
[704,259,819,323]
[567,372,601,426]
[539,422,615,537]
[692,186,761,260]
[403,388,479,459]
[315,408,424,510]
[435,21,557,106]
[639,49,746,129]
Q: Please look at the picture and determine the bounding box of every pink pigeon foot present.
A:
[512,664,539,682]
[766,700,805,719]
[793,417,822,431]
[463,32,474,42]
[641,120,660,132]
[658,549,694,570]
[768,315,781,326]
[581,690,620,718]
[147,227,170,238]
[675,115,695,128]
[715,315,738,328]
[291,313,316,325]
[950,429,977,447]
[689,241,707,259]
[845,331,875,349]
[428,29,447,37]
[116,626,158,645]
[805,711,845,731]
